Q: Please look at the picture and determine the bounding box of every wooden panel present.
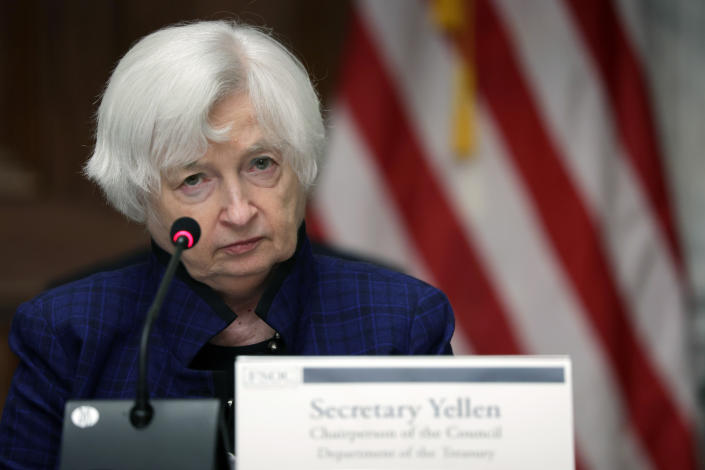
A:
[0,317,18,417]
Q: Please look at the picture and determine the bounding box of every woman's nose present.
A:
[220,183,257,226]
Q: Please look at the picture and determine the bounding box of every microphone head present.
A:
[170,217,201,249]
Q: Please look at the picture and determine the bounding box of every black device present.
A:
[59,217,229,470]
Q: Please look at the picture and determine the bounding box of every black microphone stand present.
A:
[130,236,188,428]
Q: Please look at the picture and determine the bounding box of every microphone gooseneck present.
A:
[130,217,200,428]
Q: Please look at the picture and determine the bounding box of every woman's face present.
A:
[147,92,306,295]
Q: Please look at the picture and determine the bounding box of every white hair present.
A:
[85,20,325,223]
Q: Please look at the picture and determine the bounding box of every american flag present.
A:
[308,0,699,469]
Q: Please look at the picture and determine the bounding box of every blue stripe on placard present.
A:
[303,367,564,383]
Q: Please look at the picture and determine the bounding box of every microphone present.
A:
[130,217,201,428]
[59,217,229,469]
[170,216,201,249]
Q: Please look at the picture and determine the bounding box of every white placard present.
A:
[235,356,574,470]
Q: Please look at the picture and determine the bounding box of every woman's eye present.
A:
[183,174,203,186]
[176,172,212,200]
[251,157,273,171]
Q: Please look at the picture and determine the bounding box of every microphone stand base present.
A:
[60,398,227,470]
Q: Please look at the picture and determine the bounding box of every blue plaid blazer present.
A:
[0,230,454,469]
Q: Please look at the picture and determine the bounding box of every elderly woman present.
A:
[0,20,454,467]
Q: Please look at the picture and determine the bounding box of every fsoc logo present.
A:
[241,366,302,389]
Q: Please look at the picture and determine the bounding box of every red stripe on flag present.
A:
[472,2,696,469]
[563,0,684,272]
[341,11,522,355]
[305,206,329,243]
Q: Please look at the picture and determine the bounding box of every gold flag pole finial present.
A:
[431,0,476,161]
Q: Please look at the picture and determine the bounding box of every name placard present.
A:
[235,356,574,469]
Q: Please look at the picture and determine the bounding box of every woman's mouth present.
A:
[221,237,263,255]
